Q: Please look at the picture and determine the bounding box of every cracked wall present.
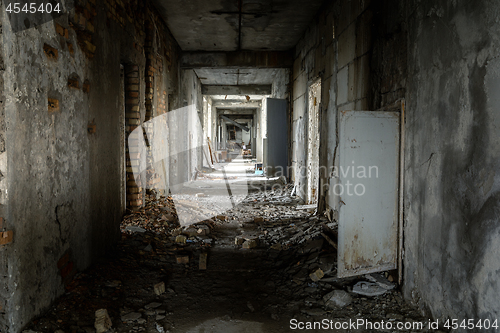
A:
[404,0,500,326]
[0,0,183,331]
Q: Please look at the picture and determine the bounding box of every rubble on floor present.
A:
[23,188,435,333]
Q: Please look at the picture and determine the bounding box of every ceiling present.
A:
[152,0,327,51]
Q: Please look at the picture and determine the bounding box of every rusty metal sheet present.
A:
[337,111,400,278]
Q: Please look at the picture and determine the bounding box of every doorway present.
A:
[306,79,321,204]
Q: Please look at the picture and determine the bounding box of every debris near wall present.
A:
[121,194,179,234]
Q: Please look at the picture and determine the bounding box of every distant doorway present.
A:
[306,79,321,204]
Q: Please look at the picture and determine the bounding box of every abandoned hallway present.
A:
[1,0,500,332]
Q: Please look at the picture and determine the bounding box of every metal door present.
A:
[266,99,288,177]
[337,111,400,278]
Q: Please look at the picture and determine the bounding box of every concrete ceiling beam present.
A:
[202,85,272,95]
[181,51,293,69]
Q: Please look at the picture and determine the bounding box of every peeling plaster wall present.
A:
[0,0,183,331]
[291,0,407,211]
[404,0,500,326]
[291,1,336,206]
[176,69,203,183]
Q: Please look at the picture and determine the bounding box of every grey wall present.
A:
[292,0,500,328]
[404,0,500,327]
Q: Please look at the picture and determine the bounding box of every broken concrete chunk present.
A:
[365,273,395,290]
[171,228,182,236]
[199,252,207,270]
[352,281,388,296]
[175,235,187,244]
[154,282,165,295]
[235,236,245,245]
[125,226,146,233]
[242,239,258,249]
[247,301,255,312]
[95,309,112,333]
[183,228,198,237]
[309,268,324,282]
[301,308,326,316]
[176,255,189,264]
[270,243,282,251]
[156,323,165,333]
[296,204,316,210]
[323,290,352,309]
[121,311,141,322]
[197,225,210,235]
[145,302,162,309]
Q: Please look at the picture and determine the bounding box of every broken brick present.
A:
[83,80,91,93]
[309,268,324,282]
[43,44,58,60]
[88,122,96,134]
[0,230,13,245]
[68,78,80,89]
[67,42,75,55]
[48,98,60,113]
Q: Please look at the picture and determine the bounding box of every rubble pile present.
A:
[121,194,180,234]
[23,188,437,333]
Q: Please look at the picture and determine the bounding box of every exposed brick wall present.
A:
[125,65,144,209]
[0,0,182,330]
[0,8,7,332]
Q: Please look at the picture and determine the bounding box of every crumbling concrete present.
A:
[0,1,185,331]
[404,0,500,325]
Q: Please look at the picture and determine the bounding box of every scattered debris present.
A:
[242,239,258,249]
[352,281,388,296]
[154,282,165,295]
[121,312,141,322]
[309,268,324,282]
[199,252,207,270]
[94,309,112,333]
[145,302,162,309]
[156,323,165,333]
[175,235,187,244]
[296,204,316,210]
[323,290,352,308]
[247,301,255,312]
[365,273,395,290]
[176,255,190,264]
[23,188,432,333]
